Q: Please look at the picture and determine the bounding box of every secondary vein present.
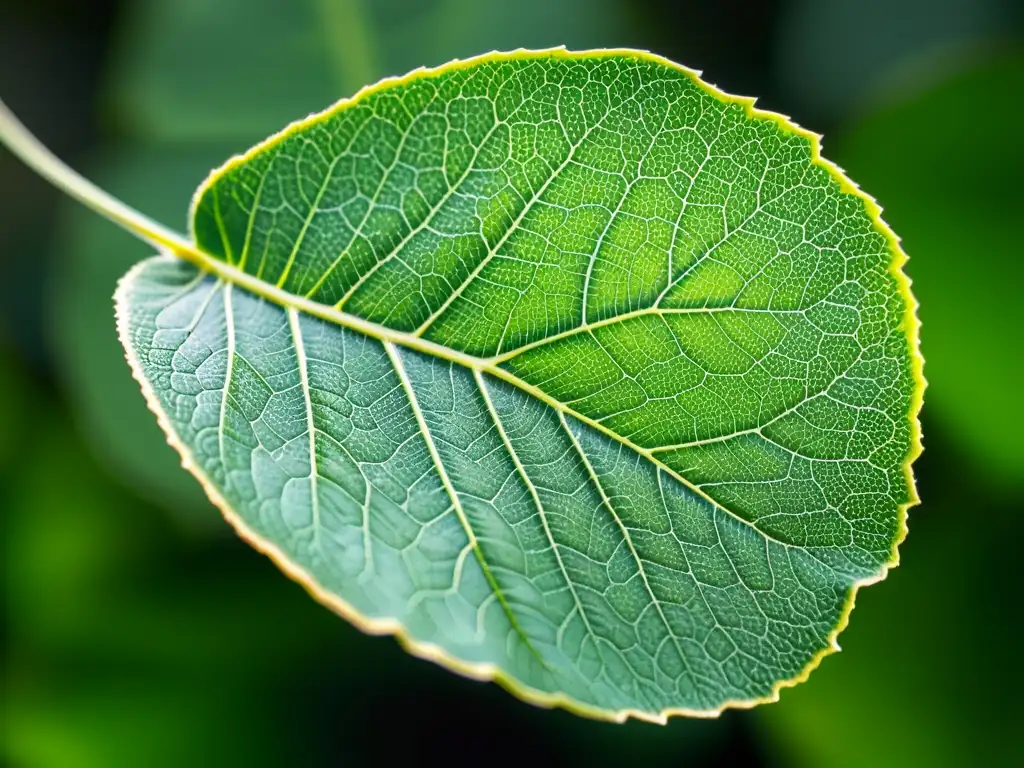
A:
[143,251,792,549]
[289,307,323,555]
[474,370,604,668]
[218,283,236,485]
[384,341,551,671]
[559,411,699,692]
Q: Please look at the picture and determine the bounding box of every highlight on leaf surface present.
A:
[0,48,923,722]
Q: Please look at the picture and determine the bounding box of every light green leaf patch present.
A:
[108,50,922,721]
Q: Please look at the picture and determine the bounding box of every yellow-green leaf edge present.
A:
[114,47,925,724]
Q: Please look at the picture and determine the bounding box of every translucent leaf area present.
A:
[116,51,921,720]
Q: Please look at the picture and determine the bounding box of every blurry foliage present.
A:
[3,0,1023,766]
[775,0,1021,122]
[110,0,636,142]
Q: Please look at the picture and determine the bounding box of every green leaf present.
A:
[3,49,923,721]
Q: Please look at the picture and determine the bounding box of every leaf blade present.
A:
[112,49,923,720]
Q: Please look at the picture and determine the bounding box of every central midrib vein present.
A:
[0,93,789,549]
[162,242,789,549]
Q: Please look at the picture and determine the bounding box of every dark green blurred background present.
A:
[2,1,1022,766]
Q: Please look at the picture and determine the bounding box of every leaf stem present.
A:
[0,98,201,264]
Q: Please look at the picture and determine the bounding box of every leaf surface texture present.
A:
[116,51,921,720]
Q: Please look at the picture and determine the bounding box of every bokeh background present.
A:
[2,1,1022,765]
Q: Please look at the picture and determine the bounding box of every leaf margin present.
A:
[108,46,925,723]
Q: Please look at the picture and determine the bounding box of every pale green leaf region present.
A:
[112,50,921,720]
